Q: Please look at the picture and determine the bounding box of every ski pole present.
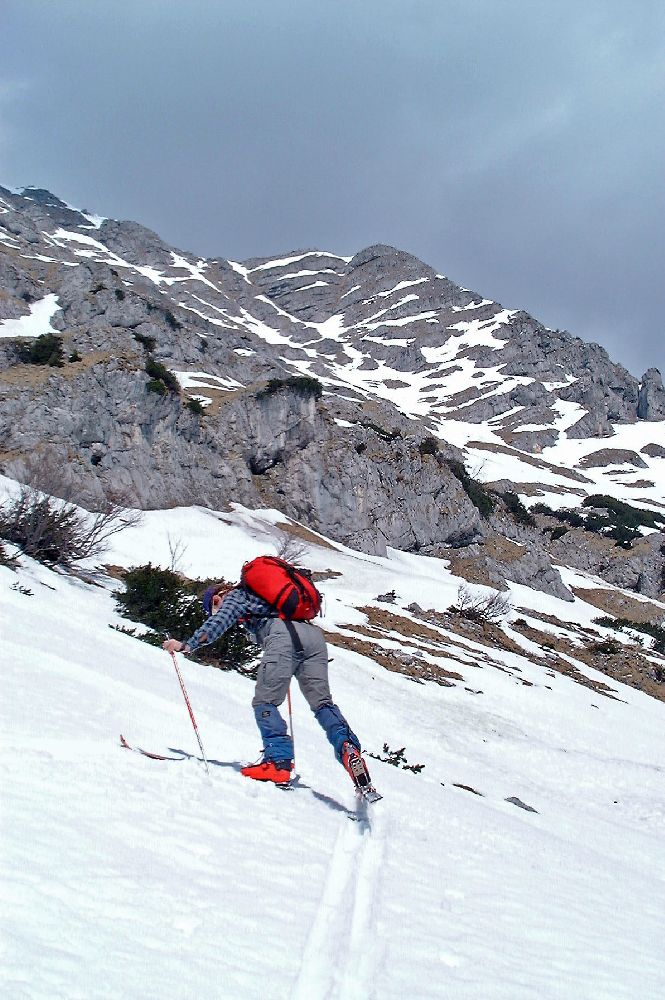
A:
[287,683,295,768]
[168,650,210,775]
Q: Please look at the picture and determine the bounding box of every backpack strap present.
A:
[284,619,305,663]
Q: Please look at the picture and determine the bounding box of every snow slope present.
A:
[2,499,665,1000]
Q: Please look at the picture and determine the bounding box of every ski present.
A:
[357,785,383,804]
[119,734,187,761]
[275,773,377,821]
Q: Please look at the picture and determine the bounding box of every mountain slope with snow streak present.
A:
[2,492,664,1000]
[2,185,664,528]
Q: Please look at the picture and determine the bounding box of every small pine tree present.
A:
[18,333,64,367]
[114,564,255,673]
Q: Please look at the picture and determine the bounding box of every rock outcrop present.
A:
[1,185,663,600]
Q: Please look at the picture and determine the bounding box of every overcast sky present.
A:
[2,0,663,376]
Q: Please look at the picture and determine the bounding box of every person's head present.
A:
[202,583,234,617]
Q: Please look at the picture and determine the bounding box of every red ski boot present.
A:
[341,742,372,791]
[341,743,383,802]
[241,759,294,784]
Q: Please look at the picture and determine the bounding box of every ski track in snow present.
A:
[290,807,386,1000]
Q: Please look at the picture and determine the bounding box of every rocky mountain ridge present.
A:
[1,185,664,606]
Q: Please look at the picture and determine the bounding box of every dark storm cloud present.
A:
[2,0,663,375]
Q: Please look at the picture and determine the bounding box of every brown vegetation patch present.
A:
[0,350,124,389]
[329,604,527,680]
[330,597,665,703]
[323,628,463,687]
[406,603,526,658]
[571,587,665,624]
[510,615,665,703]
[495,481,586,497]
[467,440,591,483]
[443,553,500,590]
[508,620,619,698]
[359,605,454,645]
[183,384,241,416]
[443,534,525,590]
[273,520,338,551]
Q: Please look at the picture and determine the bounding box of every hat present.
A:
[202,583,234,616]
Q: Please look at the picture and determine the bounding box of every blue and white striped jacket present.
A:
[185,587,273,652]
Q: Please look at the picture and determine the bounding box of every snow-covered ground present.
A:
[1,494,664,1000]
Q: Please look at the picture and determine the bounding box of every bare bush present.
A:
[450,584,512,623]
[167,533,188,573]
[274,529,309,564]
[0,485,141,568]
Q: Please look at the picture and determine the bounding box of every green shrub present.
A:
[146,378,167,395]
[550,525,568,541]
[582,495,664,531]
[186,397,205,416]
[447,460,495,518]
[114,564,256,674]
[145,356,179,393]
[606,524,641,548]
[258,375,323,400]
[418,436,439,456]
[593,615,665,654]
[533,495,658,548]
[502,491,536,527]
[69,350,82,363]
[134,332,157,352]
[589,639,621,656]
[368,743,425,774]
[18,333,64,367]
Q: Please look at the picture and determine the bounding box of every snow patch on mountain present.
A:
[0,293,61,339]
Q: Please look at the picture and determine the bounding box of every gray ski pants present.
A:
[252,618,331,710]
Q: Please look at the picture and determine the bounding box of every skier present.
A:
[162,577,375,792]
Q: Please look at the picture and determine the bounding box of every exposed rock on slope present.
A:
[1,185,664,600]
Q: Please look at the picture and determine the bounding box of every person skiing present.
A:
[162,571,374,792]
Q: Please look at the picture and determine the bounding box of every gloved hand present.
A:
[162,638,189,654]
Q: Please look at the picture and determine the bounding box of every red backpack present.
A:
[240,556,322,621]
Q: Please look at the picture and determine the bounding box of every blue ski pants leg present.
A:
[252,703,294,762]
[314,704,361,762]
